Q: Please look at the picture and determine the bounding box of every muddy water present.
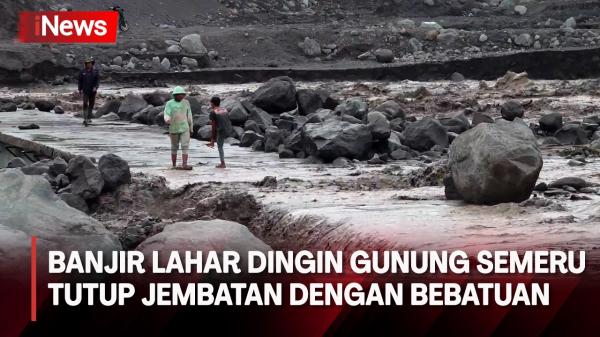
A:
[1,81,599,266]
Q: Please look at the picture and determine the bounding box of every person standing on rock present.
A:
[208,96,233,169]
[164,86,193,170]
[78,56,100,126]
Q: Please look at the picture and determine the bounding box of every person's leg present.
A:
[170,134,179,167]
[216,133,226,168]
[181,131,191,168]
[82,94,89,123]
[87,92,96,122]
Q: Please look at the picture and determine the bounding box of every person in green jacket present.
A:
[164,86,193,169]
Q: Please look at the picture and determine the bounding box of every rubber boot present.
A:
[171,154,177,168]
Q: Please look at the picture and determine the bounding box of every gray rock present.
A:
[7,157,27,168]
[166,45,182,54]
[539,112,563,133]
[60,193,89,213]
[367,111,391,140]
[98,154,131,190]
[303,37,321,57]
[222,98,248,126]
[296,89,327,116]
[66,155,105,200]
[449,119,542,204]
[180,33,208,55]
[160,58,171,71]
[0,170,120,273]
[374,49,394,63]
[251,77,297,114]
[143,91,170,107]
[48,157,68,176]
[472,112,494,125]
[374,100,405,120]
[117,94,148,120]
[181,57,198,68]
[53,106,65,114]
[243,101,273,128]
[439,113,470,134]
[334,98,368,120]
[0,102,18,112]
[240,131,264,147]
[514,33,533,47]
[264,126,285,153]
[403,117,449,151]
[34,100,55,112]
[548,177,587,190]
[303,118,373,161]
[500,100,524,121]
[96,99,122,118]
[137,220,271,273]
[554,124,588,145]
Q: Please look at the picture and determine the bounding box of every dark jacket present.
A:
[78,67,100,95]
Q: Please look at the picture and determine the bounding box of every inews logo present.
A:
[18,11,119,43]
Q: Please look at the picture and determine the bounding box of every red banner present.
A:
[17,11,119,44]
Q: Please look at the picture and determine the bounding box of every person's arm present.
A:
[92,69,100,93]
[187,103,193,134]
[163,103,172,124]
[78,70,83,94]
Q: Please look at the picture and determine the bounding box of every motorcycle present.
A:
[110,6,129,32]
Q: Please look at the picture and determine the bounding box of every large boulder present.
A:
[448,119,543,204]
[374,100,405,120]
[539,112,563,133]
[0,102,17,112]
[66,155,104,200]
[240,131,264,147]
[0,170,120,272]
[34,99,55,112]
[439,113,470,134]
[98,154,131,191]
[137,220,271,272]
[374,48,394,63]
[303,118,373,161]
[96,99,122,118]
[222,98,248,126]
[243,101,273,128]
[403,117,449,151]
[179,33,208,55]
[296,89,325,116]
[117,94,148,120]
[143,91,170,107]
[264,127,286,153]
[251,77,297,114]
[500,100,524,121]
[554,123,588,145]
[367,111,391,140]
[334,98,368,120]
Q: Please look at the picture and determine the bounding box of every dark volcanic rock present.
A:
[374,100,405,120]
[334,98,368,120]
[243,101,273,128]
[251,77,297,114]
[367,111,391,140]
[222,99,248,126]
[554,124,588,145]
[117,94,148,120]
[403,117,449,151]
[143,91,170,107]
[439,113,470,134]
[472,112,494,125]
[66,155,104,200]
[548,177,588,190]
[539,112,563,133]
[96,99,122,118]
[448,119,542,204]
[98,154,131,191]
[240,131,264,147]
[0,102,17,112]
[500,100,524,121]
[34,100,55,112]
[303,118,373,161]
[60,193,89,213]
[296,89,325,116]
